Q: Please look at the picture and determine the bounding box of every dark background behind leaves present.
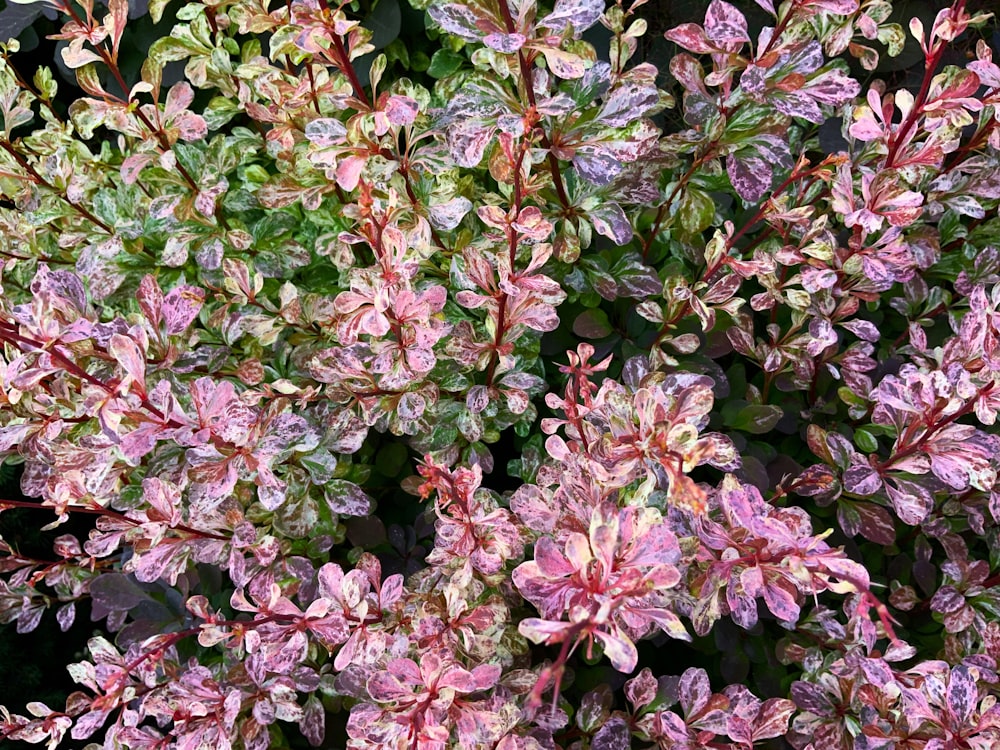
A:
[0,0,997,748]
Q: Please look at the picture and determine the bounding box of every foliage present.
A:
[0,0,998,747]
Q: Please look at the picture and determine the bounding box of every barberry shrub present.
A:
[0,0,999,746]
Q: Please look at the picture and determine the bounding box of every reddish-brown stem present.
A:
[485,142,528,387]
[0,140,114,234]
[305,62,323,115]
[641,153,712,261]
[883,2,967,168]
[878,382,994,473]
[330,35,372,110]
[496,0,572,213]
[1,53,64,125]
[399,161,448,252]
[0,248,72,265]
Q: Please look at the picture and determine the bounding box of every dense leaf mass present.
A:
[0,0,999,747]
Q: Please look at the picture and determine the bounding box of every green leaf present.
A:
[938,210,967,246]
[677,188,714,234]
[725,404,783,434]
[374,442,409,477]
[365,0,401,50]
[853,428,879,454]
[572,308,613,339]
[427,49,464,78]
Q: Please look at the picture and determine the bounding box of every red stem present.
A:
[496,0,571,212]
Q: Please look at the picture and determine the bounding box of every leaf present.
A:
[90,573,150,613]
[885,478,933,526]
[590,203,633,245]
[752,698,795,741]
[324,480,373,517]
[727,154,773,203]
[364,0,401,50]
[762,577,800,623]
[947,665,977,725]
[725,404,782,434]
[843,464,882,495]
[109,334,147,394]
[704,0,750,46]
[591,717,630,750]
[0,2,42,41]
[599,81,660,127]
[679,667,711,716]
[854,501,896,545]
[573,309,613,339]
[678,187,715,234]
[162,284,205,334]
[540,46,588,79]
[427,49,465,78]
[594,628,638,672]
[665,23,714,54]
[538,0,604,34]
[427,2,482,41]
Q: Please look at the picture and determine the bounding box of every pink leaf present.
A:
[762,577,800,623]
[121,152,156,185]
[108,333,147,395]
[336,156,366,191]
[665,23,714,54]
[162,284,205,335]
[704,0,749,46]
[539,0,604,33]
[136,275,163,329]
[752,698,795,740]
[540,46,588,79]
[593,628,638,672]
[384,95,418,126]
[679,667,711,716]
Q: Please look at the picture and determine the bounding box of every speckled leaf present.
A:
[539,0,604,33]
[727,154,772,203]
[324,480,373,517]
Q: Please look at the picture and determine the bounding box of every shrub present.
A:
[0,0,999,747]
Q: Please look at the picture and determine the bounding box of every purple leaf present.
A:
[885,478,934,525]
[162,284,205,335]
[590,203,633,245]
[763,577,800,623]
[599,81,659,127]
[427,2,484,41]
[843,464,882,495]
[947,665,977,724]
[428,196,472,230]
[704,0,749,46]
[71,709,111,740]
[591,717,630,750]
[56,602,76,632]
[679,668,712,716]
[791,680,834,715]
[539,0,604,34]
[483,32,526,53]
[727,154,773,202]
[854,501,896,545]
